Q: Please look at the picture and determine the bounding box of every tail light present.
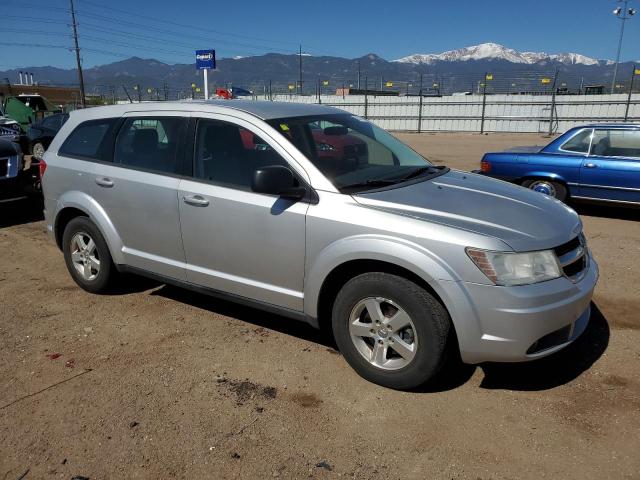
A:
[480,160,491,172]
[38,158,47,178]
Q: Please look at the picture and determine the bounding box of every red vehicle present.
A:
[239,121,368,170]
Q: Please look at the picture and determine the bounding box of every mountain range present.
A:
[1,43,635,97]
[394,43,612,66]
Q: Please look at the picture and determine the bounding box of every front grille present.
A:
[554,235,587,281]
[0,158,8,177]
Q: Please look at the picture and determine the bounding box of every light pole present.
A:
[611,0,636,93]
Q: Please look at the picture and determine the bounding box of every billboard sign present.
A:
[196,50,216,70]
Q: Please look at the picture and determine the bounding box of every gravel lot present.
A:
[1,133,639,480]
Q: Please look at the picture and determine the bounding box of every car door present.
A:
[90,112,189,280]
[178,115,309,311]
[580,128,640,204]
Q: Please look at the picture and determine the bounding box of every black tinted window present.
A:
[59,118,117,159]
[194,119,289,189]
[42,115,61,130]
[114,117,187,174]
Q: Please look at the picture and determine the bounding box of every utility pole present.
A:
[611,0,636,93]
[357,61,361,90]
[418,74,423,133]
[624,65,637,121]
[69,0,86,108]
[549,69,559,136]
[298,44,303,95]
[480,72,488,134]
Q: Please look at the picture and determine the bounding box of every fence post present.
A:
[624,65,636,122]
[417,74,423,133]
[480,73,487,134]
[364,76,368,119]
[548,69,558,136]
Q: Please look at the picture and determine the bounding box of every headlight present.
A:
[466,248,562,286]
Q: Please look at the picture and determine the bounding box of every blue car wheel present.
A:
[522,179,567,202]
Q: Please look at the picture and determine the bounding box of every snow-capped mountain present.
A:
[394,43,607,66]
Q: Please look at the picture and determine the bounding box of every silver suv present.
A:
[42,101,598,390]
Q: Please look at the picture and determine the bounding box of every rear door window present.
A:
[59,118,118,160]
[114,117,187,174]
[590,130,640,159]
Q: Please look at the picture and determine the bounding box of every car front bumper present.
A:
[445,253,599,364]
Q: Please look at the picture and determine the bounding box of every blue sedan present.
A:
[477,124,640,206]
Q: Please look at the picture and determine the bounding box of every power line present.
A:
[77,0,304,48]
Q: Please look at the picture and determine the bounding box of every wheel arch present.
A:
[305,234,462,332]
[53,191,124,263]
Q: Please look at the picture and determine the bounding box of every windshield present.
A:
[267,114,444,192]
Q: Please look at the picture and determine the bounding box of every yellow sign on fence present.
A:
[485,74,493,80]
[288,84,295,90]
[385,81,393,87]
[541,78,551,84]
[635,68,640,75]
[322,80,329,86]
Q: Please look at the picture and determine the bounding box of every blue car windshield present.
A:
[268,114,445,192]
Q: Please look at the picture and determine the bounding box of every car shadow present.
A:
[136,282,608,393]
[0,198,44,228]
[150,284,336,348]
[573,202,640,221]
[478,302,610,391]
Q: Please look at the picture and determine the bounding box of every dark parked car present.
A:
[0,138,43,203]
[27,113,68,159]
[477,124,640,206]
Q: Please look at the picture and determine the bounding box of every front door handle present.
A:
[95,177,114,187]
[584,163,598,169]
[183,194,210,207]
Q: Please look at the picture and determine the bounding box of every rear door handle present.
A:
[584,163,598,168]
[95,177,114,187]
[183,194,209,207]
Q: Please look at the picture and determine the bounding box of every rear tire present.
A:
[62,217,115,293]
[332,272,451,390]
[522,178,567,202]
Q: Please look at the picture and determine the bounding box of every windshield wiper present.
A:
[338,178,399,192]
[396,166,439,181]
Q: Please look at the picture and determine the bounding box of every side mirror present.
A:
[252,165,305,199]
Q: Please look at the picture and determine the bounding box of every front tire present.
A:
[332,273,451,390]
[62,217,115,293]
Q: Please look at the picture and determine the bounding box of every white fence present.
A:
[260,93,640,133]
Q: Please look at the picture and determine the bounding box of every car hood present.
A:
[500,145,543,153]
[354,170,581,251]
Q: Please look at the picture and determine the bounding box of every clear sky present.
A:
[1,0,639,69]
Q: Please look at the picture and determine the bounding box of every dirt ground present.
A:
[1,133,639,480]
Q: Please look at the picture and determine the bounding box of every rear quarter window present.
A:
[59,118,118,160]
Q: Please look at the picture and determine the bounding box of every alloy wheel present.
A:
[70,232,100,281]
[348,297,418,371]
